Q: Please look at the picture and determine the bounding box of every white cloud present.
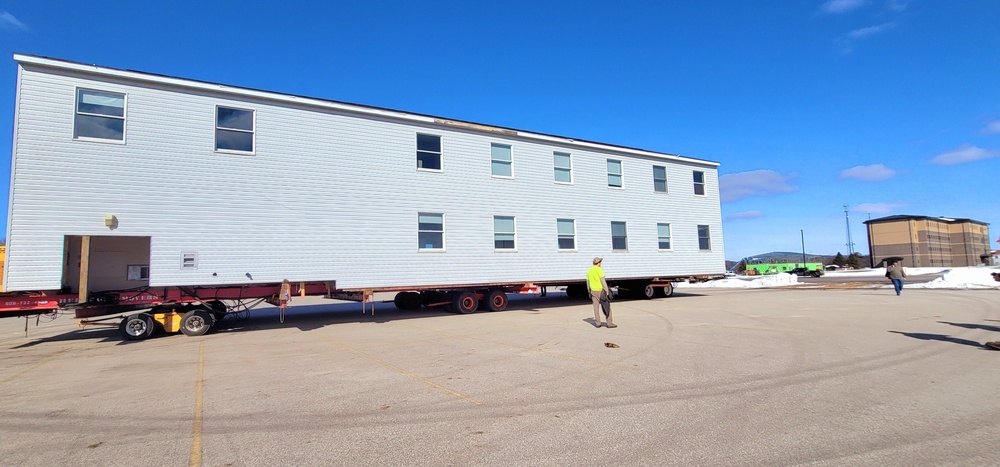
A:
[822,0,867,14]
[0,11,28,31]
[981,120,1000,135]
[930,145,1000,165]
[725,210,765,222]
[851,202,906,215]
[719,170,798,203]
[847,22,895,39]
[839,163,896,181]
[887,0,908,12]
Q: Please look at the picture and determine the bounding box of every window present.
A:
[557,219,576,250]
[181,253,198,269]
[657,223,672,250]
[418,213,444,250]
[494,216,516,250]
[694,171,705,195]
[653,166,667,193]
[74,89,125,141]
[611,221,628,251]
[491,143,512,177]
[553,152,572,183]
[127,265,150,281]
[607,159,623,188]
[216,106,255,153]
[417,134,442,170]
[698,225,711,250]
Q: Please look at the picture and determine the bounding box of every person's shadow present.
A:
[887,331,986,349]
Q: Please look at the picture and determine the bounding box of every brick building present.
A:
[864,215,991,268]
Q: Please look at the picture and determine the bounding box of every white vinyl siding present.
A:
[74,88,125,141]
[6,56,726,291]
[491,143,512,178]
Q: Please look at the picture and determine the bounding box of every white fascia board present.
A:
[13,54,718,168]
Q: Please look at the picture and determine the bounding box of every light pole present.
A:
[800,229,807,266]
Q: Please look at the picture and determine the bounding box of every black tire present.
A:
[451,291,478,314]
[180,309,215,336]
[640,283,656,300]
[566,283,587,299]
[119,313,155,341]
[484,289,508,312]
[394,292,422,310]
[661,283,674,297]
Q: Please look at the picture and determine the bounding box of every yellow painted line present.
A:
[189,341,204,467]
[321,336,481,406]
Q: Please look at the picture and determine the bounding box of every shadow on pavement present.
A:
[937,321,1000,333]
[887,330,988,349]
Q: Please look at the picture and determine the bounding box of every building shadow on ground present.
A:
[887,330,988,349]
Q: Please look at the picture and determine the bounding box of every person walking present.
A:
[279,279,292,323]
[886,261,907,296]
[586,257,616,328]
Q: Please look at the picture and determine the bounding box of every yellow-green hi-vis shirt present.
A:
[587,265,605,291]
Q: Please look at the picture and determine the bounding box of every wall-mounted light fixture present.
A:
[105,214,118,229]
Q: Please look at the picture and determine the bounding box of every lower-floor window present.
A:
[419,213,444,249]
[698,225,711,250]
[657,223,672,250]
[494,216,516,250]
[611,221,628,251]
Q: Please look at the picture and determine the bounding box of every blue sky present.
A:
[2,1,999,261]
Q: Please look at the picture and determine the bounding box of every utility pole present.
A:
[800,229,807,265]
[844,205,855,255]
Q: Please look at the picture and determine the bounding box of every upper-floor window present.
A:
[491,143,512,178]
[553,152,572,183]
[417,134,442,170]
[216,107,255,153]
[74,89,125,141]
[657,223,672,250]
[494,216,516,250]
[698,224,711,250]
[653,166,667,193]
[418,213,445,250]
[607,159,623,188]
[557,219,576,250]
[693,171,705,195]
[611,221,628,251]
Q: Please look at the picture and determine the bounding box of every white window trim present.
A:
[73,87,127,144]
[214,105,256,155]
[611,221,629,252]
[181,252,198,269]
[607,159,624,189]
[418,212,446,252]
[694,171,706,196]
[493,215,517,252]
[490,143,514,179]
[557,218,577,251]
[653,165,668,193]
[417,133,444,173]
[657,223,673,251]
[553,151,574,185]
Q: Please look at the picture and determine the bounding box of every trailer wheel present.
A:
[119,313,155,341]
[452,291,478,314]
[660,283,674,297]
[484,289,508,312]
[180,309,215,336]
[640,283,657,300]
[393,292,422,310]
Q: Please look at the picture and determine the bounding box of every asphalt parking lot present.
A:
[2,287,999,466]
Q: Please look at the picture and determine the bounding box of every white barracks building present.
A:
[6,54,725,294]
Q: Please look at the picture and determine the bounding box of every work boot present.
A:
[607,323,618,328]
[986,341,1000,350]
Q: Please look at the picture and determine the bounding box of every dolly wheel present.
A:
[181,309,215,336]
[119,313,155,341]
